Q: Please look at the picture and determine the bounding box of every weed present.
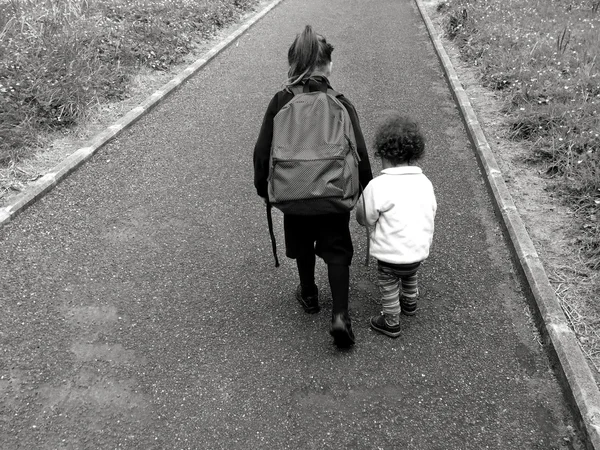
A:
[557,26,571,55]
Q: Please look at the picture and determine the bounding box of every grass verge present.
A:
[436,0,599,270]
[0,0,258,166]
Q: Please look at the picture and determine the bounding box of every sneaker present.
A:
[329,313,355,348]
[400,296,417,316]
[370,314,401,338]
[295,285,320,314]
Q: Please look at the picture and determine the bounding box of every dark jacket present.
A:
[253,76,373,198]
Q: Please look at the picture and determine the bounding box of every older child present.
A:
[356,113,436,338]
[253,25,373,348]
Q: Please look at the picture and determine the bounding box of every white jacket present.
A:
[356,166,437,264]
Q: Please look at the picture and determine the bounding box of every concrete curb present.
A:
[413,1,600,448]
[0,0,286,227]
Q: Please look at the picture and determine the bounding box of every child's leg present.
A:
[328,264,350,315]
[296,252,317,296]
[295,252,320,313]
[314,213,355,347]
[377,264,401,325]
[370,262,402,338]
[400,272,418,315]
[328,263,355,347]
[284,214,318,299]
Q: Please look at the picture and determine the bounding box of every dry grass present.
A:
[435,0,600,375]
[437,0,599,270]
[551,266,600,374]
[0,0,258,167]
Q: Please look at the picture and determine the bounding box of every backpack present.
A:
[267,82,361,215]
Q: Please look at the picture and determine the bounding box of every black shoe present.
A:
[329,313,355,348]
[400,296,417,316]
[295,285,320,314]
[370,314,401,338]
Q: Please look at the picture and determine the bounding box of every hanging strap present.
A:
[360,185,370,267]
[266,203,280,268]
[288,78,335,96]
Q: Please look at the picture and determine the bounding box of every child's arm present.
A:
[356,185,379,227]
[253,94,278,198]
[356,194,367,226]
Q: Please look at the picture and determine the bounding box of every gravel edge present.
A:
[413,0,600,448]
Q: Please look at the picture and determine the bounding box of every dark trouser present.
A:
[284,213,353,316]
[297,256,349,315]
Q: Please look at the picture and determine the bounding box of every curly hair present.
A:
[373,112,425,165]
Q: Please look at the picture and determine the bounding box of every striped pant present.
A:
[377,260,421,317]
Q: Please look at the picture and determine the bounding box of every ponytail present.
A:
[285,25,334,87]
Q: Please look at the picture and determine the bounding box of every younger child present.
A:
[356,112,437,338]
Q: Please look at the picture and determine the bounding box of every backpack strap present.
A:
[360,184,370,267]
[287,83,322,95]
[288,78,337,96]
[290,85,345,102]
[266,202,280,268]
[327,88,342,98]
[288,85,304,96]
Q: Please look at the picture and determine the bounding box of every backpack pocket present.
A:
[270,157,344,202]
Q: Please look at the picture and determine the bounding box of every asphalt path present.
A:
[0,0,584,448]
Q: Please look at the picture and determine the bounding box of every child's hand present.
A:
[356,197,366,226]
[356,213,366,226]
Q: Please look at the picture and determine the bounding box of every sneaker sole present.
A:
[370,321,401,338]
[401,301,417,316]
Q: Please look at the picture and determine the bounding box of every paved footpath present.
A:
[0,0,587,449]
